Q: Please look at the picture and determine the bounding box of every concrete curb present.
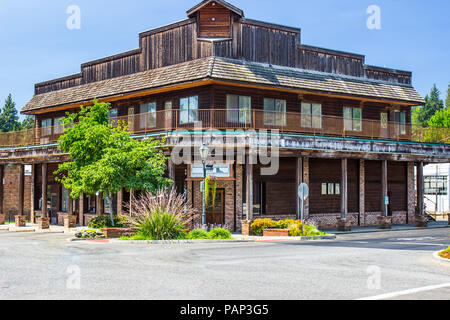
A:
[328,225,450,235]
[67,234,336,244]
[433,251,450,265]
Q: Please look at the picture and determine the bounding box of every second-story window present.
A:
[180,96,198,124]
[343,107,362,131]
[54,117,64,135]
[226,94,251,124]
[41,118,52,136]
[301,102,322,129]
[264,98,286,126]
[140,102,157,128]
[394,111,407,135]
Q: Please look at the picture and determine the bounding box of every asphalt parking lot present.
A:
[0,228,449,300]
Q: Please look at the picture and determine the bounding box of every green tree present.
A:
[20,115,35,130]
[412,84,444,126]
[55,99,172,225]
[446,83,450,109]
[0,94,20,132]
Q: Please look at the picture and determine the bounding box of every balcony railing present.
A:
[0,109,449,148]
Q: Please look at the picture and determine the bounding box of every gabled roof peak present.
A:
[187,0,244,18]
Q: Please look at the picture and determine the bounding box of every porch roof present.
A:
[22,56,424,114]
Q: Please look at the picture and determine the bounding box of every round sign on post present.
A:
[298,183,309,201]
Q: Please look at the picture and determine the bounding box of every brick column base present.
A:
[336,218,352,231]
[15,215,26,227]
[241,220,251,236]
[37,217,50,229]
[414,215,428,228]
[377,216,392,229]
[0,214,5,225]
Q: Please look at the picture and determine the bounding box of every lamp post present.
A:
[199,144,209,228]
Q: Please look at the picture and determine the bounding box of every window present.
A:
[301,102,322,129]
[165,101,173,120]
[344,107,362,131]
[321,182,341,195]
[264,98,286,126]
[394,111,406,135]
[226,95,251,124]
[180,96,198,124]
[109,108,118,118]
[380,112,388,129]
[61,187,69,212]
[41,118,52,136]
[424,175,448,195]
[140,102,157,128]
[53,118,64,135]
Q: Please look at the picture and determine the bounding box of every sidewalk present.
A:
[323,221,450,235]
[0,223,83,234]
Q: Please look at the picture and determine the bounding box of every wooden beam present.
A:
[359,160,365,226]
[30,164,35,223]
[417,162,424,216]
[0,165,4,216]
[79,194,85,226]
[296,157,303,219]
[117,189,124,216]
[341,158,348,219]
[381,160,388,217]
[18,164,24,216]
[41,163,48,218]
[245,155,253,221]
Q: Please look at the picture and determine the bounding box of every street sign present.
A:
[298,183,309,201]
[384,196,389,205]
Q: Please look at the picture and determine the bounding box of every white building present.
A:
[422,163,450,213]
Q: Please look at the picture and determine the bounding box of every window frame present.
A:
[343,106,362,132]
[226,94,251,124]
[263,98,286,126]
[140,102,157,128]
[301,102,322,129]
[179,96,199,124]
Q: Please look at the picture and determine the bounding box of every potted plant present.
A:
[64,215,77,228]
[0,213,5,225]
[377,216,392,229]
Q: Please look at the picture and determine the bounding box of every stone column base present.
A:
[37,217,50,230]
[64,215,77,228]
[0,214,5,225]
[377,216,392,229]
[336,218,352,231]
[241,220,252,236]
[15,215,26,227]
[414,215,428,228]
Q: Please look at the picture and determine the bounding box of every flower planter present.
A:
[101,228,134,238]
[0,214,5,225]
[414,215,428,228]
[377,216,392,229]
[263,229,289,237]
[37,217,50,230]
[15,215,26,227]
[336,218,352,231]
[241,220,252,236]
[64,215,77,228]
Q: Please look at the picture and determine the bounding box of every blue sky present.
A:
[0,0,449,119]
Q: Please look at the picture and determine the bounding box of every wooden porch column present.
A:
[0,165,4,215]
[41,163,48,218]
[417,161,424,216]
[68,190,73,215]
[245,156,253,221]
[381,160,388,217]
[30,164,36,223]
[18,164,24,216]
[96,192,104,215]
[79,194,85,225]
[117,189,123,216]
[296,157,303,220]
[168,159,175,182]
[359,160,365,226]
[341,158,348,219]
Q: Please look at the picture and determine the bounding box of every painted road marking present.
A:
[357,282,450,300]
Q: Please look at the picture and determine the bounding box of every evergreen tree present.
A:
[0,94,20,132]
[446,83,450,109]
[412,84,444,126]
[20,115,35,130]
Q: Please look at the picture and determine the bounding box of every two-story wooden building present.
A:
[2,0,449,230]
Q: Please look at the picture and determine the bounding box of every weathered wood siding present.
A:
[198,2,232,38]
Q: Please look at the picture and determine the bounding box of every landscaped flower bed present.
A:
[251,218,328,237]
[439,246,450,259]
[75,229,105,239]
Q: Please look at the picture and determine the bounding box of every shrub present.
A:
[187,229,209,239]
[126,189,198,240]
[251,218,276,236]
[275,219,296,229]
[88,215,129,229]
[439,246,450,259]
[288,221,326,237]
[75,229,105,239]
[208,228,232,240]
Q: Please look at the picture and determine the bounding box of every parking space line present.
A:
[357,283,450,300]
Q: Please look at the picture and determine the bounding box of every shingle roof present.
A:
[22,56,424,113]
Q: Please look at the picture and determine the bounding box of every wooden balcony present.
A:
[0,109,449,148]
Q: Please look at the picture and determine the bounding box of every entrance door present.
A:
[206,189,225,225]
[50,194,58,224]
